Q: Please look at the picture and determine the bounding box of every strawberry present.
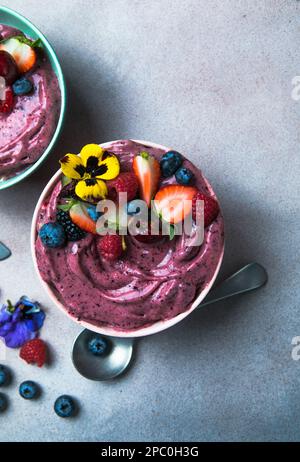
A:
[154,185,197,224]
[0,85,14,114]
[69,203,97,234]
[19,338,47,368]
[97,234,124,261]
[0,36,37,74]
[107,172,139,202]
[0,50,19,84]
[132,151,160,207]
[192,191,220,227]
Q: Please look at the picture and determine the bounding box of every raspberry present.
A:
[0,85,14,114]
[107,172,138,202]
[192,191,220,227]
[56,210,86,241]
[97,234,123,261]
[19,339,47,368]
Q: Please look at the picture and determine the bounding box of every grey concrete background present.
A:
[0,0,299,442]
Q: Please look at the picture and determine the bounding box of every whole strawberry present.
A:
[97,234,124,261]
[19,338,47,368]
[107,172,139,202]
[192,192,220,227]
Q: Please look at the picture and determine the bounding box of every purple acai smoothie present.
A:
[0,25,61,179]
[34,140,224,332]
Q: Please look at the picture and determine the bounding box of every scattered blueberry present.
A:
[12,77,33,96]
[39,222,66,248]
[160,151,183,177]
[0,393,7,413]
[54,395,75,418]
[175,166,194,185]
[19,381,39,400]
[0,365,10,386]
[88,336,108,356]
[127,200,141,216]
[87,205,102,222]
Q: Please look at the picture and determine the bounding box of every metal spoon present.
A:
[71,262,267,380]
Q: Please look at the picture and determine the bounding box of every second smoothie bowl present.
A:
[0,6,66,189]
[31,140,224,337]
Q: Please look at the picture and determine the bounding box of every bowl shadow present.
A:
[159,194,272,343]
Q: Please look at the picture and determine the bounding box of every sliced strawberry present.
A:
[132,151,160,207]
[69,203,97,234]
[154,185,197,224]
[0,37,36,74]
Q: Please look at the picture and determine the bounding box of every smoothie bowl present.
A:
[31,140,224,337]
[0,6,65,189]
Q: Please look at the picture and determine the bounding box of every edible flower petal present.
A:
[95,153,120,180]
[60,154,85,180]
[0,297,45,349]
[80,144,104,166]
[75,178,108,202]
[59,144,120,202]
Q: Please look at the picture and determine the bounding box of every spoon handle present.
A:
[199,262,268,307]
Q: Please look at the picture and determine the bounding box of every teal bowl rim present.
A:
[0,6,66,190]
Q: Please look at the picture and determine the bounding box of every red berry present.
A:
[0,50,19,84]
[192,191,220,227]
[0,85,14,114]
[19,338,47,368]
[97,234,123,261]
[107,172,139,202]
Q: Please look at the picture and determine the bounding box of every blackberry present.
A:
[56,210,86,241]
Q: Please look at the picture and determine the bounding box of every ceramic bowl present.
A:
[31,140,224,337]
[0,6,66,190]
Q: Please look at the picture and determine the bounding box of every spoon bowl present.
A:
[72,329,134,381]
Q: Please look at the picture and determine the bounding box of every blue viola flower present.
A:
[0,297,46,349]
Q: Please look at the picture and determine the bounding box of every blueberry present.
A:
[88,336,108,356]
[127,200,141,216]
[54,395,76,418]
[0,393,7,413]
[0,365,10,386]
[39,222,66,248]
[160,151,183,177]
[87,205,102,222]
[12,77,33,96]
[19,381,39,400]
[175,167,194,185]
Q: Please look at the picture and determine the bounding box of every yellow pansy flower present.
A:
[59,144,120,202]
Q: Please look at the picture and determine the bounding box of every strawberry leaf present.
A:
[0,35,43,49]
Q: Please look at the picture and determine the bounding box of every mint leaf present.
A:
[169,224,175,240]
[61,175,72,187]
[57,198,78,212]
[57,204,72,212]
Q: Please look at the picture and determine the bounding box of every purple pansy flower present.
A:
[0,296,46,348]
